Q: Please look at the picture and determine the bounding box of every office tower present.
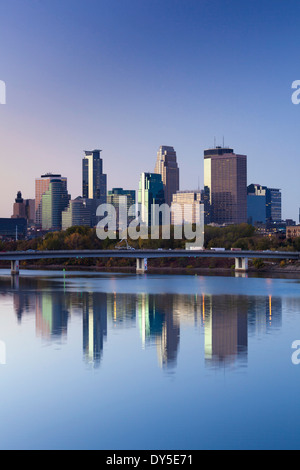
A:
[25,200,35,224]
[12,192,35,225]
[154,146,179,206]
[42,178,70,231]
[82,149,107,203]
[266,187,281,223]
[107,188,136,231]
[202,186,211,225]
[204,146,247,225]
[138,173,165,226]
[12,191,26,219]
[247,184,267,225]
[62,197,92,230]
[171,190,204,226]
[247,184,282,226]
[35,174,67,228]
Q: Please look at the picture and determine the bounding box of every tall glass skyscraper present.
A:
[247,184,282,226]
[42,178,70,231]
[204,147,247,225]
[138,173,165,226]
[266,188,281,223]
[62,197,92,230]
[154,146,179,206]
[247,184,267,225]
[35,174,67,228]
[82,150,107,203]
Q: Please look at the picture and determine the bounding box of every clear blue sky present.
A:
[0,0,299,219]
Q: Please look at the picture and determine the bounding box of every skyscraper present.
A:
[204,147,247,225]
[247,184,267,225]
[12,192,35,224]
[138,173,165,226]
[82,150,107,203]
[171,190,204,226]
[266,187,281,223]
[35,174,67,228]
[107,188,136,231]
[247,184,282,226]
[154,146,179,206]
[42,178,70,231]
[12,192,26,219]
[62,197,92,230]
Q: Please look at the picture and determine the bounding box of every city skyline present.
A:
[0,0,299,221]
[6,142,287,231]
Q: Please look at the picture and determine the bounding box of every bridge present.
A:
[0,248,299,275]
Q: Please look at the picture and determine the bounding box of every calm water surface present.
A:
[0,269,300,450]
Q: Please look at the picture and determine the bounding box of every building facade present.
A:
[82,150,107,203]
[154,146,179,206]
[286,225,300,239]
[247,184,282,227]
[107,188,136,231]
[171,190,204,226]
[204,147,247,225]
[12,192,35,225]
[12,191,26,219]
[62,197,92,230]
[35,174,67,228]
[247,184,267,225]
[138,173,165,226]
[0,218,27,239]
[42,178,70,231]
[266,187,281,223]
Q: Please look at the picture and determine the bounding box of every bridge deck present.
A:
[0,249,299,261]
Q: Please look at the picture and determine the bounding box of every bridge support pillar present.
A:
[11,260,20,275]
[235,257,248,272]
[136,258,147,274]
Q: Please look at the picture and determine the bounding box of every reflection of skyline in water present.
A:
[36,292,69,338]
[137,293,180,369]
[82,292,107,368]
[1,275,294,371]
[204,295,248,367]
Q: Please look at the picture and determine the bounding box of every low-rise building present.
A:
[286,225,300,239]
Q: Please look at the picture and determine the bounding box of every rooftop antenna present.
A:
[223,136,225,148]
[214,136,216,148]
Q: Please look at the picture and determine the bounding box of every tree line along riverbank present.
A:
[0,223,299,272]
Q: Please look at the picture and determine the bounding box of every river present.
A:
[0,270,299,450]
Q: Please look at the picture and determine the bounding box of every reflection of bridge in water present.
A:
[7,276,289,370]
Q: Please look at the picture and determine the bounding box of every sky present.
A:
[0,0,300,220]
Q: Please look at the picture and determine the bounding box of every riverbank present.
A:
[1,261,300,277]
